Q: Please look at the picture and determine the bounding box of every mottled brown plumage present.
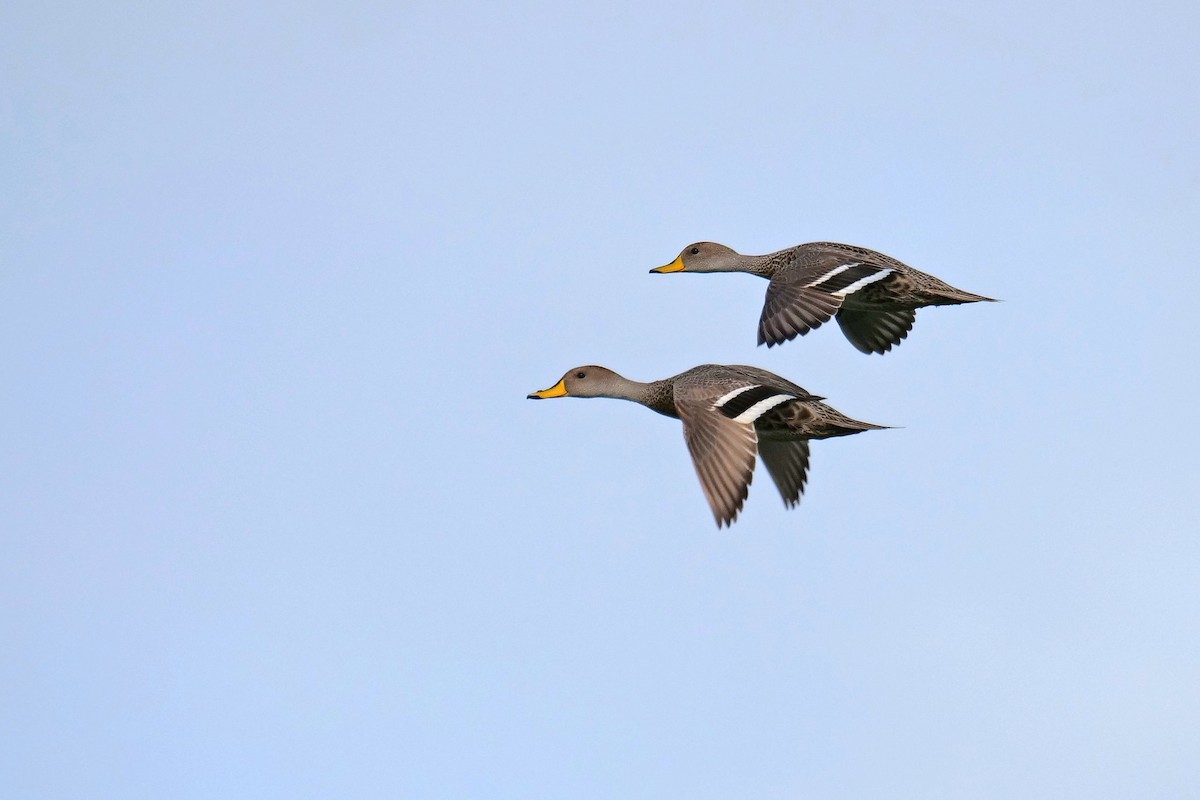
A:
[528,364,886,527]
[651,241,996,354]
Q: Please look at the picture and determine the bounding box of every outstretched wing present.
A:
[836,308,916,354]
[674,371,815,526]
[678,410,757,528]
[674,382,762,528]
[758,248,896,347]
[757,439,811,508]
[757,280,844,346]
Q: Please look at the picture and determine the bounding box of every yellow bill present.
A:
[650,255,686,274]
[527,378,569,399]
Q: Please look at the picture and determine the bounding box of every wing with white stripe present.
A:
[713,384,799,423]
[757,280,843,347]
[806,262,893,295]
[758,247,899,347]
[726,365,824,403]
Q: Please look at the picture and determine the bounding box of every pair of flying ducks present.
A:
[529,240,994,527]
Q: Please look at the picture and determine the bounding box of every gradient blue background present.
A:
[3,2,1198,797]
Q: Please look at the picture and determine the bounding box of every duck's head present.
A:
[651,242,741,274]
[527,366,625,399]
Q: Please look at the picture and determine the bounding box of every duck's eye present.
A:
[689,247,699,255]
[575,371,586,379]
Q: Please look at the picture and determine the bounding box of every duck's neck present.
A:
[606,377,678,418]
[699,250,774,277]
[739,253,776,278]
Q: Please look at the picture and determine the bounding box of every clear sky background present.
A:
[3,2,1199,798]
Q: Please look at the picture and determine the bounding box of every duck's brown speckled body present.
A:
[529,364,885,527]
[652,241,996,354]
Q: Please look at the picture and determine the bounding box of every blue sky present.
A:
[3,2,1198,797]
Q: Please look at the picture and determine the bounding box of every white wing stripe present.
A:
[805,262,857,288]
[732,394,796,423]
[833,269,893,296]
[713,384,759,408]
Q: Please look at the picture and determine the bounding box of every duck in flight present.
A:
[528,364,887,527]
[652,241,996,354]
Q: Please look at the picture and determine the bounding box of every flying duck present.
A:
[652,241,996,354]
[528,363,886,527]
